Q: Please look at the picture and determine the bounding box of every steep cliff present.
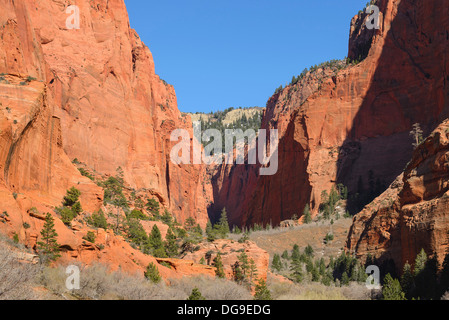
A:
[0,0,211,227]
[0,0,214,276]
[347,120,449,272]
[211,0,449,229]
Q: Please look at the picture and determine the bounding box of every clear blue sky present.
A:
[125,0,366,113]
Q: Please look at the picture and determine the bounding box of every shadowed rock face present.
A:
[347,120,449,273]
[211,0,449,230]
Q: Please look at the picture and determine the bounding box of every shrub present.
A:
[144,262,161,284]
[87,210,109,229]
[188,288,206,300]
[83,231,96,244]
[128,209,147,221]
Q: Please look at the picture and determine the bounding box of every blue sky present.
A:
[125,0,366,113]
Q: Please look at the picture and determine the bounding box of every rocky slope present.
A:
[211,0,449,231]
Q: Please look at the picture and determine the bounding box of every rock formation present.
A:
[347,120,449,273]
[0,0,213,278]
[211,0,449,232]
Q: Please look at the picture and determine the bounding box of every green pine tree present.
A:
[271,254,283,272]
[144,262,161,283]
[290,258,303,283]
[37,213,61,262]
[214,208,230,239]
[254,278,272,300]
[164,227,179,258]
[147,225,167,258]
[206,220,216,242]
[382,274,405,300]
[400,262,414,299]
[213,253,226,279]
[303,204,312,224]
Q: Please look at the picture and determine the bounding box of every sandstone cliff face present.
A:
[212,0,449,228]
[0,0,212,277]
[0,0,211,227]
[347,120,449,272]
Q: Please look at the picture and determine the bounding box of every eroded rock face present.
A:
[0,0,211,227]
[347,120,449,273]
[0,0,212,278]
[212,0,449,228]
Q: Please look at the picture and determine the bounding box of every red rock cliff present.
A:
[0,0,213,276]
[0,0,211,227]
[212,0,449,229]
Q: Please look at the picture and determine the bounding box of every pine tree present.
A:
[147,225,167,258]
[213,253,226,278]
[214,208,230,239]
[304,244,314,258]
[232,261,245,284]
[164,227,179,258]
[400,262,414,299]
[37,213,61,262]
[206,220,216,242]
[291,244,301,261]
[188,288,206,300]
[271,254,283,272]
[382,274,405,300]
[290,257,303,283]
[303,204,312,224]
[248,258,258,286]
[144,262,161,283]
[410,123,424,148]
[341,272,350,286]
[254,278,272,300]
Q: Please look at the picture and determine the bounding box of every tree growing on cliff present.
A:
[146,225,167,258]
[164,227,179,258]
[58,187,83,225]
[37,213,61,263]
[410,123,424,148]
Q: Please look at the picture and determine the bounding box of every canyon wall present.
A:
[0,0,215,276]
[212,0,449,230]
[0,0,211,227]
[347,120,449,272]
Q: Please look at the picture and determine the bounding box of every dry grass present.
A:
[0,241,40,300]
[37,263,252,300]
[267,274,372,301]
